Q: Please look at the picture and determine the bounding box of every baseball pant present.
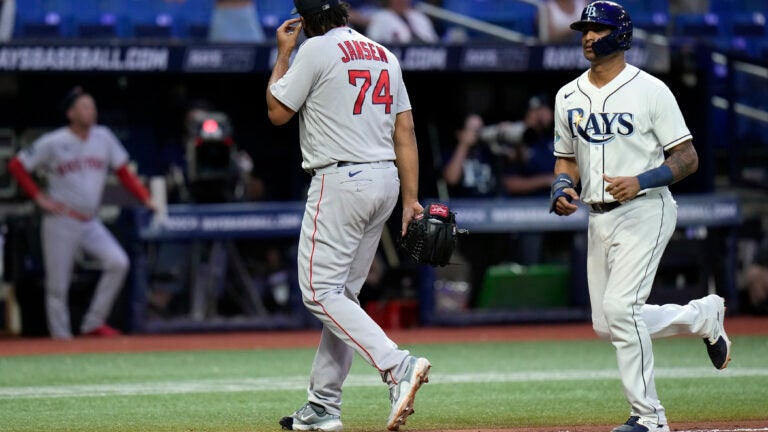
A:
[588,189,706,426]
[297,161,410,415]
[42,215,129,339]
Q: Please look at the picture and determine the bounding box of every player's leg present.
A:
[41,216,81,339]
[78,220,129,334]
[297,165,408,373]
[642,294,723,339]
[602,194,677,428]
[587,217,611,340]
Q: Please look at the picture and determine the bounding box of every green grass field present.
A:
[1,336,767,431]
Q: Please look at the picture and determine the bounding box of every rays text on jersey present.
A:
[567,108,634,144]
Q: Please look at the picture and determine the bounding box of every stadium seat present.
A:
[674,13,725,37]
[258,0,292,35]
[73,0,131,39]
[442,0,538,37]
[126,0,177,39]
[727,12,767,37]
[632,12,670,35]
[709,0,768,13]
[171,0,215,40]
[14,0,74,38]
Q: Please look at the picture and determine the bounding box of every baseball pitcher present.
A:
[266,1,430,431]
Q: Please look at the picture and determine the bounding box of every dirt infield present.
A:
[1,316,766,431]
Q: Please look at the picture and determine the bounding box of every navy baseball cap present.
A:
[291,0,341,16]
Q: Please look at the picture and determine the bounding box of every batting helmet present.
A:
[570,1,633,56]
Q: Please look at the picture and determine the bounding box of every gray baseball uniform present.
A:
[17,126,130,339]
[270,26,412,415]
[554,64,725,426]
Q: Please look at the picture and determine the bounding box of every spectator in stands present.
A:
[501,95,556,196]
[210,0,266,42]
[0,0,14,42]
[346,0,381,33]
[366,0,440,44]
[744,236,768,314]
[169,0,266,42]
[540,0,588,43]
[442,113,502,198]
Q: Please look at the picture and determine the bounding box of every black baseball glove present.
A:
[399,203,467,267]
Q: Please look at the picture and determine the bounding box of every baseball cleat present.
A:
[279,402,343,432]
[611,416,670,432]
[82,324,122,337]
[386,356,431,431]
[704,297,731,369]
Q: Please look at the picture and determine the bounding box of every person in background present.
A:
[442,113,500,198]
[540,0,588,43]
[366,0,439,44]
[744,236,768,314]
[0,0,14,41]
[7,86,155,339]
[210,0,266,42]
[501,95,556,196]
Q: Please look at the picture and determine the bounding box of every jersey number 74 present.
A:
[348,69,393,115]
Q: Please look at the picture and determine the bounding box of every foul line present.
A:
[1,366,767,400]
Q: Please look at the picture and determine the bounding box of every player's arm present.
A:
[662,139,698,183]
[115,164,154,209]
[266,18,302,126]
[604,140,698,201]
[393,110,423,236]
[550,156,580,216]
[7,156,69,215]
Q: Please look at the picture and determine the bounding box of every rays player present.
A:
[8,86,154,339]
[548,2,732,432]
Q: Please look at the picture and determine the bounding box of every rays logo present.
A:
[567,108,634,144]
[585,5,597,17]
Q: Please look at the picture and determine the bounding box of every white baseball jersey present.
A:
[270,26,411,172]
[17,125,129,216]
[553,64,692,204]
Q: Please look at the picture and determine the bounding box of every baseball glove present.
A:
[399,203,467,267]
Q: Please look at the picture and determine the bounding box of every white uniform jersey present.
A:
[270,26,411,172]
[553,64,692,204]
[17,125,129,215]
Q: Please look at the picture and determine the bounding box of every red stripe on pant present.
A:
[308,174,392,380]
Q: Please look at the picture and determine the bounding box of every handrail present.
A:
[415,1,538,45]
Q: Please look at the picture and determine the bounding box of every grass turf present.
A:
[0,336,766,431]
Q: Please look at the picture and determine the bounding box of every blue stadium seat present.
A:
[171,0,214,40]
[14,0,74,38]
[443,0,537,36]
[710,0,768,13]
[674,13,725,37]
[258,0,292,35]
[73,0,131,39]
[632,12,670,34]
[726,12,767,37]
[125,0,177,39]
[619,0,669,15]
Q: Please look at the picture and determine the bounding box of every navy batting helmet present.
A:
[570,1,633,56]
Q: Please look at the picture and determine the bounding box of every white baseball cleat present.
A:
[386,356,431,431]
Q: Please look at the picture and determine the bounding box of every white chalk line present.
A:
[1,366,767,400]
